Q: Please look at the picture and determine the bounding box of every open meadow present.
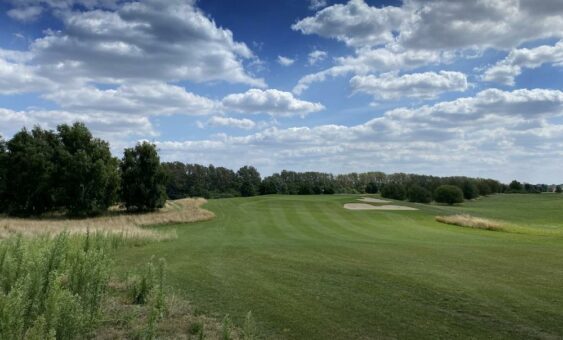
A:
[112,194,563,339]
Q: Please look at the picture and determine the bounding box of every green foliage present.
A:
[221,314,232,340]
[0,136,6,212]
[461,181,479,200]
[407,185,432,203]
[0,233,111,339]
[381,183,406,200]
[365,182,378,194]
[120,142,167,211]
[556,185,562,193]
[243,311,257,340]
[237,166,261,197]
[434,185,464,205]
[509,180,523,192]
[56,123,120,216]
[5,127,61,216]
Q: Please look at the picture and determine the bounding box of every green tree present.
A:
[365,182,378,194]
[556,185,562,193]
[56,123,120,216]
[434,185,464,205]
[381,183,406,200]
[0,136,6,212]
[120,142,167,211]
[509,180,523,192]
[461,180,479,200]
[5,127,61,216]
[407,185,432,203]
[237,166,261,197]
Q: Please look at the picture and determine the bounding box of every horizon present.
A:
[1,0,563,183]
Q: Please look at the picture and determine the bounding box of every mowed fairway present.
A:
[115,194,563,339]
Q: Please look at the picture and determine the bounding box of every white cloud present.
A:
[350,71,468,100]
[43,82,218,116]
[308,0,327,10]
[308,50,327,65]
[0,55,54,94]
[28,0,265,87]
[277,56,295,66]
[207,116,256,130]
[293,0,405,48]
[222,89,325,117]
[7,6,43,21]
[483,40,563,85]
[153,88,563,182]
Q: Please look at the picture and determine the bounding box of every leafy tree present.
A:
[476,180,492,196]
[461,180,479,200]
[120,142,167,211]
[5,127,61,216]
[162,162,189,199]
[56,123,120,216]
[381,183,406,200]
[407,185,432,203]
[237,166,261,197]
[365,182,378,194]
[434,185,464,205]
[509,180,523,192]
[556,185,562,193]
[0,136,6,212]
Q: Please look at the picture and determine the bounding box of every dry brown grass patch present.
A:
[435,214,506,231]
[0,198,214,240]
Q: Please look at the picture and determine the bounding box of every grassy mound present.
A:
[435,214,506,231]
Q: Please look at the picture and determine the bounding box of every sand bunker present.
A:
[358,197,390,203]
[344,203,418,211]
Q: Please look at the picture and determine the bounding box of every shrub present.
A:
[407,185,432,203]
[434,185,464,205]
[120,142,167,211]
[381,183,406,200]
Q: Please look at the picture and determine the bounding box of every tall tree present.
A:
[56,123,120,216]
[5,127,61,216]
[237,166,261,197]
[120,142,167,211]
[0,136,6,212]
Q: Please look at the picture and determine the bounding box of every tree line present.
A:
[0,123,166,216]
[1,123,558,216]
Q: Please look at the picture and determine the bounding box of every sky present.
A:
[1,0,563,183]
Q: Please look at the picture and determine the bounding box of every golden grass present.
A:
[435,214,506,231]
[0,198,214,240]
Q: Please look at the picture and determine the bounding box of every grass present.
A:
[113,194,563,339]
[0,198,213,241]
[435,214,506,231]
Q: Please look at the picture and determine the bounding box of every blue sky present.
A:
[1,0,563,183]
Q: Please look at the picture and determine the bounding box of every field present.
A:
[114,194,563,339]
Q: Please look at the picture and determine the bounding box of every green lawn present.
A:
[115,194,563,339]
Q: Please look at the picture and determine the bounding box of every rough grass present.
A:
[435,214,506,231]
[0,198,214,240]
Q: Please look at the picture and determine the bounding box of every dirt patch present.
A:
[344,203,418,211]
[358,197,390,203]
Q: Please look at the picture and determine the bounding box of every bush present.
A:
[365,182,378,194]
[381,183,406,200]
[120,142,167,211]
[407,185,432,203]
[434,185,464,205]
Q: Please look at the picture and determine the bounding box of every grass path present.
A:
[115,194,563,339]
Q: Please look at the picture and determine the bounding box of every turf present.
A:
[114,194,563,339]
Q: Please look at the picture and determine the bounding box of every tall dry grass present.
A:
[435,214,505,231]
[0,198,214,240]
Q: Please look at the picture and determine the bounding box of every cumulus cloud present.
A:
[0,55,54,94]
[277,56,295,66]
[293,0,405,48]
[222,89,325,117]
[350,71,468,100]
[43,82,218,116]
[28,0,265,87]
[308,50,327,65]
[308,0,327,10]
[7,6,43,21]
[155,88,563,181]
[483,40,563,85]
[207,116,256,130]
